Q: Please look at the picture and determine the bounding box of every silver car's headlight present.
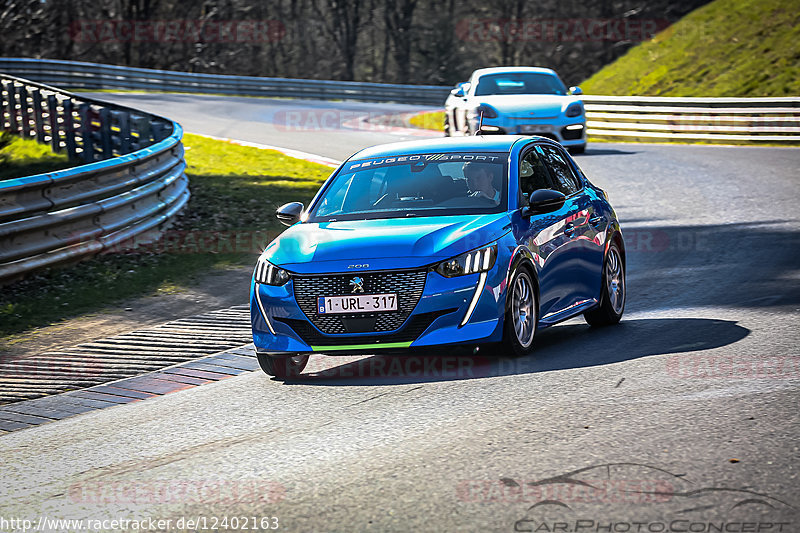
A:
[565,102,584,117]
[435,245,497,278]
[254,257,290,286]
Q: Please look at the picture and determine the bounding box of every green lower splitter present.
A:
[310,342,413,351]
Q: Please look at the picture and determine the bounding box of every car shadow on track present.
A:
[575,147,639,156]
[282,317,749,386]
[622,221,800,313]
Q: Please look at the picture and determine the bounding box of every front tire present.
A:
[502,267,538,357]
[568,144,586,155]
[443,113,451,136]
[461,111,472,136]
[257,352,309,379]
[584,241,625,326]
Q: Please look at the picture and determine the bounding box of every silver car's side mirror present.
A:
[450,82,469,98]
[569,86,583,96]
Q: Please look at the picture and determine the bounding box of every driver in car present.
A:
[463,161,500,204]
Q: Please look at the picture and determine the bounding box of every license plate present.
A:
[317,294,398,314]
[520,124,538,133]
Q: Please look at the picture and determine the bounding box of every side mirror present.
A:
[522,189,566,217]
[569,86,583,96]
[450,82,468,98]
[276,202,304,226]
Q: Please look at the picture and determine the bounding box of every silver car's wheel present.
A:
[512,273,535,347]
[503,268,538,356]
[606,246,625,314]
[584,241,625,326]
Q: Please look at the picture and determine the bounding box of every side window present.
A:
[539,145,581,196]
[518,149,552,205]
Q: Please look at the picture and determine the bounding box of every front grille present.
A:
[275,309,456,347]
[292,270,428,334]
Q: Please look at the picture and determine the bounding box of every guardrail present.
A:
[0,73,189,283]
[2,58,798,143]
[582,95,800,143]
[0,58,451,106]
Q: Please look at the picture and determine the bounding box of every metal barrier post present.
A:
[47,94,60,152]
[118,110,131,154]
[32,89,45,143]
[99,107,112,158]
[63,98,78,160]
[4,81,18,133]
[18,86,30,137]
[77,102,92,162]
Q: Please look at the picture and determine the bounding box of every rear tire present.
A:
[443,114,451,136]
[257,352,309,379]
[502,267,538,357]
[584,241,625,326]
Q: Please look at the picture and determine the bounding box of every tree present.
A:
[312,0,363,80]
[384,0,416,82]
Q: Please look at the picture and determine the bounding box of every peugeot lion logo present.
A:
[350,277,365,293]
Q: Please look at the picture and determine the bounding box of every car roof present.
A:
[349,136,536,160]
[471,66,558,78]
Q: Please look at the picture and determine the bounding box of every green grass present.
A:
[0,133,332,340]
[580,0,800,96]
[0,133,73,179]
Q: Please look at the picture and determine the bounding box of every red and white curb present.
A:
[341,110,443,137]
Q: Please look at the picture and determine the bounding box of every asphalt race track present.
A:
[1,94,799,532]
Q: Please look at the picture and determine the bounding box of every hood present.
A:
[263,213,511,274]
[476,94,579,119]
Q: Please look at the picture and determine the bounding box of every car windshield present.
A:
[474,72,567,96]
[307,152,508,222]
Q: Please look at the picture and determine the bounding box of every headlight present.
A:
[254,257,290,286]
[474,104,498,119]
[565,102,583,117]
[435,245,497,278]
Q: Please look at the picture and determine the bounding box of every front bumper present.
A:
[250,264,508,355]
[472,116,586,146]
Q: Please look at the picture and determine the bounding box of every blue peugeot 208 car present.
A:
[251,136,625,377]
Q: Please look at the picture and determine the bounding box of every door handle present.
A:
[588,215,606,227]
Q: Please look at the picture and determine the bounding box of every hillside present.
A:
[580,0,800,96]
